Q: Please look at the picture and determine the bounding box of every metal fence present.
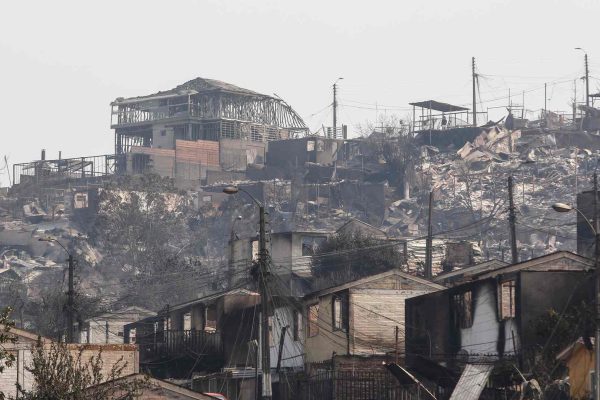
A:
[277,370,431,400]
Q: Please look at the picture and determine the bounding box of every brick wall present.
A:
[0,336,138,396]
[68,343,139,379]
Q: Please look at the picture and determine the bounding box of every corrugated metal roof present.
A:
[449,363,493,400]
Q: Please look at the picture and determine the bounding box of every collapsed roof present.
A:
[113,77,267,105]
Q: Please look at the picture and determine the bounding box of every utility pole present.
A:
[585,53,590,108]
[544,83,547,116]
[425,190,434,279]
[224,186,272,399]
[258,205,272,399]
[332,78,343,139]
[593,173,600,400]
[67,254,74,343]
[472,57,477,127]
[508,176,519,264]
[575,48,590,110]
[573,79,577,123]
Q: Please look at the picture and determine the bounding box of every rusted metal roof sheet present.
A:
[449,363,493,400]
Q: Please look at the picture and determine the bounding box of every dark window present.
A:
[205,307,217,331]
[160,130,166,137]
[302,236,326,256]
[332,294,349,332]
[131,153,150,175]
[499,280,516,319]
[452,290,473,329]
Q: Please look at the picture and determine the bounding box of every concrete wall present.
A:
[152,125,175,149]
[220,139,266,171]
[267,137,344,170]
[269,233,293,274]
[268,232,329,276]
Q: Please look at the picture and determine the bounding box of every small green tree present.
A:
[15,341,147,400]
[311,230,405,289]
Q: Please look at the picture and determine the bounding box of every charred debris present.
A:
[1,76,600,331]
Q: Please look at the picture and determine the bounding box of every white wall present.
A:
[459,282,518,356]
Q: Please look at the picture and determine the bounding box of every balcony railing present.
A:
[137,329,223,362]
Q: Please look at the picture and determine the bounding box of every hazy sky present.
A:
[1,0,599,186]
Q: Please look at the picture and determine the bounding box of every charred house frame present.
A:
[111,77,308,156]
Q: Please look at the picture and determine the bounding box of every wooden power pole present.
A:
[472,57,477,127]
[508,176,519,264]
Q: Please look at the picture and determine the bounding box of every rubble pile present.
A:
[385,126,597,268]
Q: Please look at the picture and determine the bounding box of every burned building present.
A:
[405,251,594,396]
[110,77,308,188]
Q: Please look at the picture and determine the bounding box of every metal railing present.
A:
[137,329,223,361]
[12,154,123,186]
[279,370,430,400]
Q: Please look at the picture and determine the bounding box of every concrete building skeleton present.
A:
[110,78,308,187]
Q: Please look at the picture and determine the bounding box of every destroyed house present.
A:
[303,269,443,365]
[78,306,156,345]
[124,288,259,378]
[409,100,489,150]
[111,77,307,152]
[110,77,307,188]
[405,251,594,386]
[230,229,333,289]
[266,136,347,171]
[125,288,305,387]
[191,296,305,400]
